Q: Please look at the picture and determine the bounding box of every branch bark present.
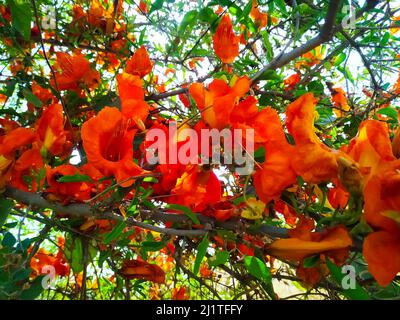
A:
[4,185,288,239]
[3,186,362,251]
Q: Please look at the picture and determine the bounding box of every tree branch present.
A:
[251,0,380,84]
[3,186,362,251]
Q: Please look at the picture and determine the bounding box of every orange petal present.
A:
[363,231,400,287]
[286,93,339,183]
[117,72,144,101]
[120,259,165,283]
[212,14,239,64]
[81,107,145,187]
[0,127,35,156]
[267,226,353,261]
[363,160,400,232]
[253,148,297,204]
[346,120,395,170]
[125,46,153,78]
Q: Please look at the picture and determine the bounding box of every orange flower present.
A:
[188,57,203,70]
[30,81,55,111]
[237,243,254,256]
[199,263,213,278]
[232,101,289,144]
[327,185,349,209]
[362,160,400,233]
[36,103,72,157]
[267,218,353,262]
[295,46,323,69]
[52,51,100,91]
[10,148,44,192]
[390,15,400,34]
[81,107,145,187]
[329,86,350,117]
[0,117,19,134]
[172,287,190,300]
[296,263,325,288]
[254,149,297,204]
[283,73,300,91]
[250,0,268,29]
[202,201,236,221]
[71,4,86,32]
[252,106,297,203]
[285,93,340,183]
[117,72,144,101]
[0,127,36,157]
[46,164,92,202]
[30,237,69,278]
[344,118,400,286]
[0,127,36,188]
[87,0,123,34]
[138,0,148,14]
[0,5,11,22]
[125,46,153,78]
[346,120,395,173]
[393,117,400,159]
[169,165,221,212]
[117,72,149,129]
[119,259,165,284]
[275,200,297,226]
[363,231,400,287]
[212,14,239,64]
[189,76,250,129]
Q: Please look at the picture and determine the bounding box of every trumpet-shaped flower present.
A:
[189,76,250,129]
[212,14,239,64]
[81,107,145,187]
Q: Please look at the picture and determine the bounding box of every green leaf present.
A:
[65,237,83,274]
[307,80,325,95]
[13,268,32,281]
[334,53,347,66]
[7,0,32,40]
[208,250,229,267]
[143,176,158,183]
[275,0,287,13]
[98,250,110,268]
[0,197,13,228]
[22,89,42,108]
[149,0,165,14]
[103,221,126,245]
[193,235,209,275]
[237,0,252,21]
[253,146,265,163]
[178,10,198,36]
[2,232,16,247]
[166,204,200,225]
[142,240,166,252]
[20,276,45,300]
[326,258,371,300]
[303,255,320,268]
[258,70,281,81]
[244,256,272,284]
[380,31,390,46]
[57,174,91,183]
[376,107,398,122]
[198,7,218,24]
